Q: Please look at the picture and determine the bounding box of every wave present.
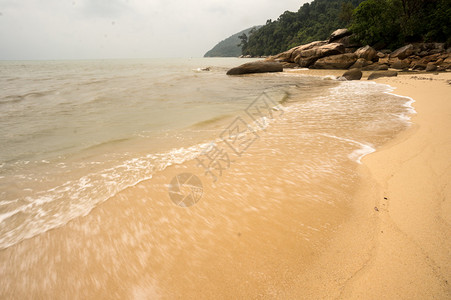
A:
[0,141,210,250]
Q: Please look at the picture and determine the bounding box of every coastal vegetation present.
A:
[239,0,451,56]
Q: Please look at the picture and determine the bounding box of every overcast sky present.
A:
[0,0,307,60]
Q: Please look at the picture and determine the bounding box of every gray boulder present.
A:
[226,61,283,75]
[311,53,358,69]
[367,71,398,80]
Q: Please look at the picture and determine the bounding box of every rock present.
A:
[367,71,398,80]
[294,43,345,67]
[391,58,410,70]
[274,41,327,63]
[355,45,378,61]
[412,63,427,70]
[378,57,390,65]
[281,62,299,68]
[419,53,441,64]
[334,35,351,47]
[290,41,327,58]
[350,58,372,69]
[226,61,283,75]
[377,52,386,58]
[328,28,351,43]
[311,53,358,69]
[340,69,362,80]
[390,44,414,60]
[425,63,438,72]
[362,63,388,71]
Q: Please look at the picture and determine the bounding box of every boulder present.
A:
[391,58,410,70]
[226,61,283,75]
[274,41,327,63]
[367,71,398,80]
[425,62,438,72]
[350,58,372,69]
[334,35,351,47]
[290,41,327,58]
[355,45,378,61]
[311,53,358,69]
[411,63,427,70]
[390,44,414,60]
[377,52,386,58]
[328,28,352,43]
[294,43,345,67]
[340,68,362,80]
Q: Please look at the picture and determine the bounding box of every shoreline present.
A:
[283,70,451,298]
[0,69,449,299]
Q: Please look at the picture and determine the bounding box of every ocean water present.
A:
[0,58,414,250]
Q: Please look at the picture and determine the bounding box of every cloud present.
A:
[0,0,306,60]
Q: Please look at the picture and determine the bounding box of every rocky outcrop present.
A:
[367,71,398,80]
[311,53,357,69]
[340,68,362,80]
[231,29,451,74]
[226,61,283,75]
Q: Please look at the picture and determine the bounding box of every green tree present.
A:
[350,0,402,48]
[238,33,248,53]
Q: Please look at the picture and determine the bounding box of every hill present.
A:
[204,26,261,57]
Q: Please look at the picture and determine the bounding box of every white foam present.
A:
[320,133,376,164]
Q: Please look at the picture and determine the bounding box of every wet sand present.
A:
[1,71,450,299]
[282,70,451,299]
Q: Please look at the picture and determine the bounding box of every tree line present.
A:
[239,0,451,56]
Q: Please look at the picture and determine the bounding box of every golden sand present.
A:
[0,71,449,299]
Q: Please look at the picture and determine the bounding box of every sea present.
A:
[0,57,414,254]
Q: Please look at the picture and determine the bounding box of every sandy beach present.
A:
[0,70,449,299]
[282,70,451,299]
